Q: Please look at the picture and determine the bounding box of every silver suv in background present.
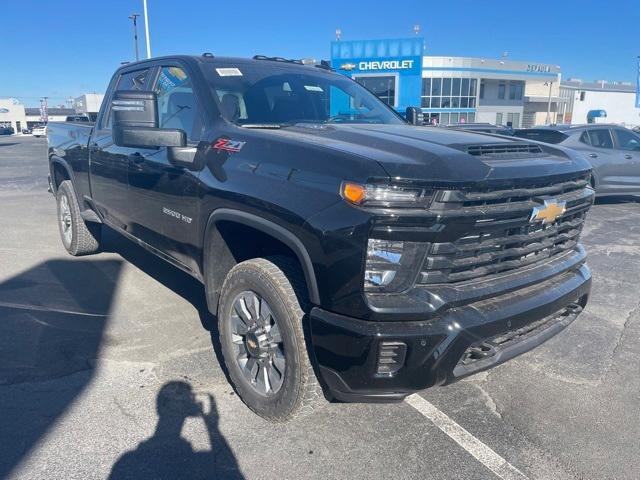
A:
[514,125,640,197]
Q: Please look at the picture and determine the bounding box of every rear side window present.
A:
[587,129,614,149]
[579,131,590,145]
[613,128,640,151]
[102,68,151,130]
[513,129,568,144]
[117,69,149,91]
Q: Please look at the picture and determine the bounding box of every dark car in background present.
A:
[444,122,514,135]
[514,125,640,196]
[0,126,15,135]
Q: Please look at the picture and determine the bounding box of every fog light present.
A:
[365,239,404,289]
[377,341,407,375]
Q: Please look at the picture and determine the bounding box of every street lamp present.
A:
[545,81,554,125]
[143,0,152,58]
[128,13,140,62]
[413,24,421,36]
[335,28,341,41]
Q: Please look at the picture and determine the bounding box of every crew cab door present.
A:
[579,128,620,193]
[90,67,153,227]
[611,127,640,190]
[125,64,205,272]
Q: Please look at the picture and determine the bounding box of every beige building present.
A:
[524,80,562,126]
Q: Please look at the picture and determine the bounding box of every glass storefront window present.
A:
[421,77,479,115]
[422,78,432,96]
[442,78,452,96]
[470,79,477,96]
[431,78,442,96]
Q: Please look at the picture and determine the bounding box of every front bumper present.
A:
[310,264,591,402]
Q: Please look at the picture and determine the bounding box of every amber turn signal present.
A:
[341,182,366,204]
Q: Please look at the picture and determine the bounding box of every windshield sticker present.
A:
[213,138,246,153]
[304,85,324,92]
[216,68,243,77]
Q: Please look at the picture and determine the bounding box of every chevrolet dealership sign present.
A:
[336,57,421,75]
[358,59,415,71]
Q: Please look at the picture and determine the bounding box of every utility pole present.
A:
[39,97,49,123]
[546,81,554,124]
[143,0,151,58]
[129,14,140,61]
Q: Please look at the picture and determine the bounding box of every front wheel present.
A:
[56,180,102,256]
[218,256,324,422]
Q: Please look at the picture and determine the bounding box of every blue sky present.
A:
[1,0,638,107]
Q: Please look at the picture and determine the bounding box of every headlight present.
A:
[364,239,426,292]
[341,182,429,208]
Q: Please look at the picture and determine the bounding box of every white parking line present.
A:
[405,394,530,480]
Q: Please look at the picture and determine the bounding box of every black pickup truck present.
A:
[48,54,594,421]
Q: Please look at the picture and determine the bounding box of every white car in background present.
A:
[32,125,47,137]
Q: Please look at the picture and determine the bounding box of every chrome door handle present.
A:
[588,153,598,158]
[624,154,632,159]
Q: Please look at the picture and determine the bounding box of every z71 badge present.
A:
[212,138,246,153]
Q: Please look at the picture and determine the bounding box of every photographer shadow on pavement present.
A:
[109,380,244,480]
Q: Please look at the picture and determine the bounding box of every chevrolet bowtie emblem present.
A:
[530,199,567,224]
[339,62,357,71]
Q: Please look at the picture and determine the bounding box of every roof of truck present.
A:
[118,54,333,72]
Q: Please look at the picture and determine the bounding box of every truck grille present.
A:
[418,174,594,285]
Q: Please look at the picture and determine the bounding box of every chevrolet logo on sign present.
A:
[339,63,357,71]
[530,199,567,224]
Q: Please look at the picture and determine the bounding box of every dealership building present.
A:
[331,37,564,128]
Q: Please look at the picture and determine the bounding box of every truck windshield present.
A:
[205,63,404,127]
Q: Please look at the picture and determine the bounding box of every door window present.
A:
[587,129,614,149]
[613,128,640,151]
[154,66,203,141]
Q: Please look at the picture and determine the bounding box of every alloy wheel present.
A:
[59,194,72,246]
[228,291,286,396]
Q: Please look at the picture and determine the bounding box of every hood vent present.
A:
[467,143,543,157]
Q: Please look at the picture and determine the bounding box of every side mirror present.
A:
[112,90,158,129]
[405,106,424,126]
[111,90,186,149]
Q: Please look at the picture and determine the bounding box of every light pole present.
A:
[129,14,140,61]
[143,0,152,58]
[545,81,554,124]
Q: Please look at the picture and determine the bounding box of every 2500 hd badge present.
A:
[162,207,192,224]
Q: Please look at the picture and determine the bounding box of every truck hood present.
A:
[264,123,591,184]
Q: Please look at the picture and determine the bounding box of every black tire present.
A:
[56,180,102,256]
[218,256,324,422]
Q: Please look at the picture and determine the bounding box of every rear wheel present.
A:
[218,256,324,422]
[56,180,102,256]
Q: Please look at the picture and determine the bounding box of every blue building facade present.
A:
[331,38,562,127]
[330,38,424,114]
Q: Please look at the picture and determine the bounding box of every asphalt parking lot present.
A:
[1,135,639,480]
